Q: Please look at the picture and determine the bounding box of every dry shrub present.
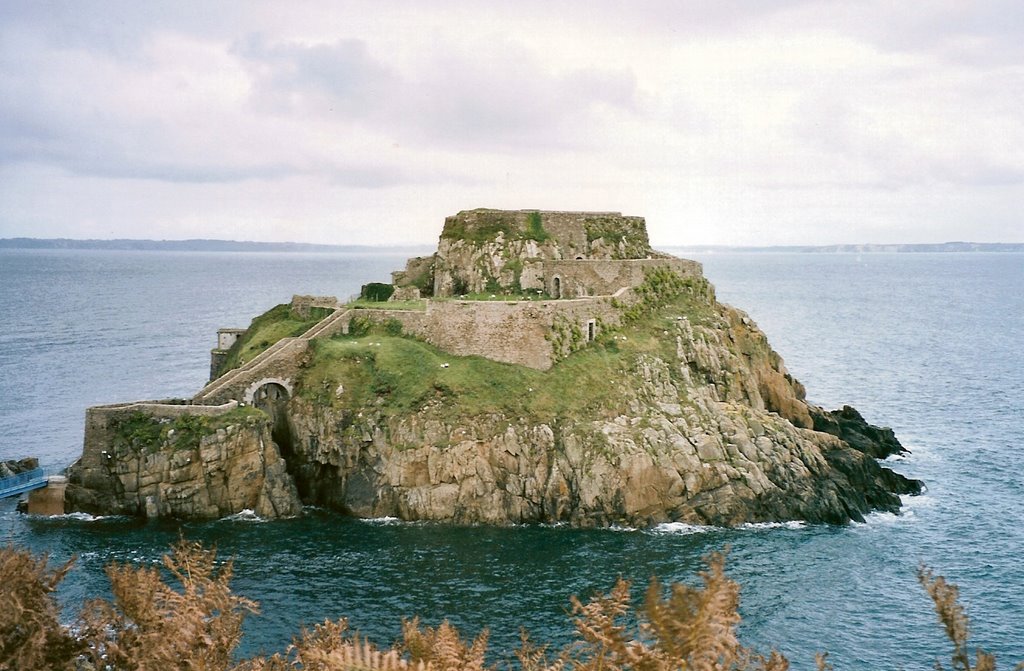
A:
[917,565,1024,671]
[555,551,788,671]
[0,544,80,670]
[239,619,416,671]
[401,618,489,671]
[78,537,258,670]
[2,540,1022,671]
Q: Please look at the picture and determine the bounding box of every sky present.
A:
[1,1,1022,247]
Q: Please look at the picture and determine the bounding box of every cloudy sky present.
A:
[1,1,1022,246]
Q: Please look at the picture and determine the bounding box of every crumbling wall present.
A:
[391,256,435,296]
[336,299,622,369]
[544,258,702,297]
[431,210,657,296]
[290,294,340,318]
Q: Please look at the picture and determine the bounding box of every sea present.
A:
[1,248,1021,669]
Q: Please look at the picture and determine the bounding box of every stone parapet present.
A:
[542,258,702,298]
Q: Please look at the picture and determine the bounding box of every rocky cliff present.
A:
[63,211,921,527]
[269,275,918,527]
[67,269,914,527]
[66,408,301,519]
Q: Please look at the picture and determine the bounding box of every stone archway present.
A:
[243,377,293,405]
[246,379,303,498]
[251,381,289,407]
[552,276,562,299]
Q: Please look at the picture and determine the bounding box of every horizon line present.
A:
[1,237,1022,252]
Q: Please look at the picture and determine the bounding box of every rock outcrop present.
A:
[1,457,39,479]
[274,296,919,527]
[66,412,301,519]
[64,209,921,526]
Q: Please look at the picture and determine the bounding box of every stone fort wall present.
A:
[347,294,625,370]
[346,257,703,369]
[539,258,702,298]
[71,400,240,496]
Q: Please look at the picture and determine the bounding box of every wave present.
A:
[738,520,807,530]
[221,509,269,523]
[651,519,808,535]
[650,522,717,535]
[357,516,404,525]
[31,511,121,522]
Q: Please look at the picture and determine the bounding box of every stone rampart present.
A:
[346,257,702,369]
[423,300,566,369]
[342,308,429,336]
[67,398,300,519]
[543,258,702,298]
[198,338,310,405]
[439,209,649,259]
[291,294,340,318]
[348,299,623,369]
[70,400,240,498]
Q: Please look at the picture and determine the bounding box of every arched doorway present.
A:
[251,382,291,456]
[251,382,301,492]
[552,276,562,299]
[252,381,289,408]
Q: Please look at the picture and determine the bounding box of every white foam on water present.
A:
[856,504,920,528]
[901,492,933,509]
[738,520,807,531]
[651,519,809,535]
[358,516,403,525]
[650,522,718,535]
[222,509,267,523]
[34,511,119,522]
[607,524,639,532]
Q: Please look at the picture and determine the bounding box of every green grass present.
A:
[216,304,330,375]
[440,211,519,243]
[431,292,551,302]
[296,274,718,427]
[347,299,427,311]
[525,210,550,242]
[111,406,269,454]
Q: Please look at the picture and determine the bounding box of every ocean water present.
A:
[1,249,1021,668]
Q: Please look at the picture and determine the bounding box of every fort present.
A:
[204,208,702,397]
[54,208,919,526]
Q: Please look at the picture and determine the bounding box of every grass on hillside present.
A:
[346,299,428,311]
[110,406,268,454]
[297,274,715,425]
[217,304,332,375]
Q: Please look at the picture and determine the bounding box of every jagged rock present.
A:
[64,209,921,526]
[66,418,301,519]
[1,457,39,479]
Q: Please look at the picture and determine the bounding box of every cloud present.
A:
[1,1,1023,244]
[236,34,398,118]
[232,32,639,151]
[398,38,638,149]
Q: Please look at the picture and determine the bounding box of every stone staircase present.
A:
[193,308,352,404]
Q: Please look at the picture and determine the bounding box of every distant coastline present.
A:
[0,238,434,254]
[1,237,1021,254]
[663,242,1024,253]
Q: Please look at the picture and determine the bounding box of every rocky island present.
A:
[63,209,920,526]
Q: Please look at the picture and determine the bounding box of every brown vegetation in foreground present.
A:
[0,540,1016,671]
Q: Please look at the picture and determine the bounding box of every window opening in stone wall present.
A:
[587,319,596,342]
[553,276,561,299]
